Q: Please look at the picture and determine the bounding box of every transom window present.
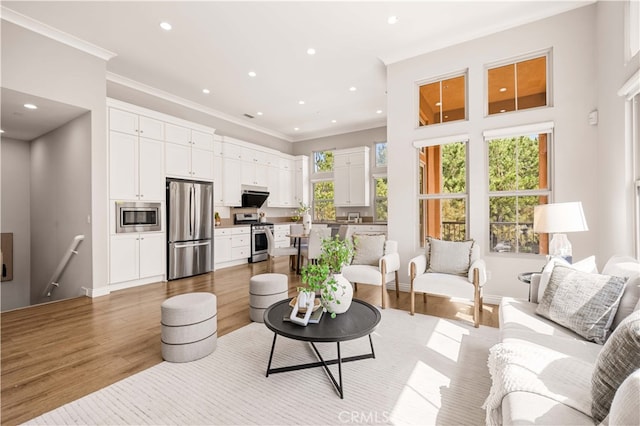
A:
[418,72,467,127]
[487,53,549,115]
[486,123,553,254]
[313,150,334,173]
[416,137,468,247]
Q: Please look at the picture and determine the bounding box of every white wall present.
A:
[387,5,600,301]
[30,113,92,303]
[2,21,108,296]
[1,138,31,310]
[595,0,640,261]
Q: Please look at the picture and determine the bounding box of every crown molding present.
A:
[106,72,293,142]
[1,6,116,61]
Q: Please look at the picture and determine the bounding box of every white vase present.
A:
[302,213,312,233]
[322,273,353,315]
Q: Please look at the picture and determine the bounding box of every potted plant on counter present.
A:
[297,202,312,233]
[301,235,354,318]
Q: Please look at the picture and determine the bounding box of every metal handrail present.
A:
[42,234,85,298]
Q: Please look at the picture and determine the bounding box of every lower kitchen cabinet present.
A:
[109,233,165,284]
[214,226,250,268]
[273,224,291,248]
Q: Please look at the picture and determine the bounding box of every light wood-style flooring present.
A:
[1,258,498,425]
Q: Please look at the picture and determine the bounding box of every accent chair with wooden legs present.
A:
[408,237,487,327]
[342,236,400,309]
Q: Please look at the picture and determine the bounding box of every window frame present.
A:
[416,69,468,129]
[484,122,554,256]
[413,134,470,246]
[485,49,552,117]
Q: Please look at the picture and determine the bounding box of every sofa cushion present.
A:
[591,310,640,424]
[538,256,597,302]
[602,255,640,330]
[536,265,626,344]
[426,237,474,276]
[351,233,385,266]
[607,369,640,426]
[502,391,593,425]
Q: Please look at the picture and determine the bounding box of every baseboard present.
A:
[84,286,111,298]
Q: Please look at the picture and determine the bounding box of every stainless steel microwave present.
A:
[116,201,161,233]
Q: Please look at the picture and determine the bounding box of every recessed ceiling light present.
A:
[257,112,263,116]
[248,71,257,77]
[298,100,305,105]
[24,103,38,110]
[500,109,507,113]
[160,22,172,31]
[307,48,316,55]
[376,110,383,114]
[435,102,441,107]
[349,86,357,92]
[0,129,4,133]
[294,127,300,131]
[331,119,337,123]
[499,87,507,92]
[202,88,210,94]
[444,115,449,119]
[388,16,399,25]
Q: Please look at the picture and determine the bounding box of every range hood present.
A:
[241,189,269,208]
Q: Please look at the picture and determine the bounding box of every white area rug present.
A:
[25,309,498,425]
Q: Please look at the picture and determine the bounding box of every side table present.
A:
[517,272,536,302]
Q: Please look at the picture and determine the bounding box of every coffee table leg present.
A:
[337,342,343,399]
[266,333,278,377]
[369,334,376,358]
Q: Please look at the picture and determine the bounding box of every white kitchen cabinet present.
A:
[241,148,269,187]
[165,123,214,151]
[109,232,165,284]
[214,228,232,264]
[294,155,309,207]
[109,108,164,140]
[221,141,243,206]
[267,156,294,208]
[273,224,291,248]
[214,226,250,267]
[165,142,214,181]
[334,146,370,207]
[231,227,251,260]
[109,131,164,201]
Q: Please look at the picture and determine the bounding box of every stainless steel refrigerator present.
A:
[167,179,213,280]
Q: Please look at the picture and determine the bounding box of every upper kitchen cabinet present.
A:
[213,136,224,205]
[241,146,269,187]
[334,147,370,207]
[109,108,164,141]
[294,155,309,207]
[164,122,215,181]
[221,139,243,206]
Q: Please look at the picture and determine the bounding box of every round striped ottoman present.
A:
[249,273,288,322]
[161,292,217,363]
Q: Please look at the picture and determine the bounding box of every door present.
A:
[167,180,193,242]
[192,182,213,240]
[168,240,211,280]
[139,233,165,278]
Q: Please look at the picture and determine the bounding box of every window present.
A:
[374,177,388,222]
[375,142,387,167]
[418,72,466,127]
[416,137,468,247]
[487,53,549,115]
[312,181,335,221]
[313,150,334,173]
[486,124,552,254]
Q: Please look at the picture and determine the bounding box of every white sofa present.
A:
[490,255,640,425]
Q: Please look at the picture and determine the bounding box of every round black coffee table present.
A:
[263,298,381,399]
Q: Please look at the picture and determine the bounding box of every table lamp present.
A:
[533,202,588,263]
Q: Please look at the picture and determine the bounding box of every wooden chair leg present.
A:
[410,289,415,316]
[423,293,427,303]
[381,284,387,309]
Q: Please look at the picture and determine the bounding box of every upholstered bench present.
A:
[249,273,288,322]
[161,292,217,363]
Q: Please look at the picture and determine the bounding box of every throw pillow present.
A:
[608,369,640,426]
[426,237,474,276]
[351,234,385,266]
[536,265,627,344]
[602,256,640,330]
[537,256,597,302]
[591,310,640,423]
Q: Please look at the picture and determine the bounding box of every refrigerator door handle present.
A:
[174,241,210,249]
[188,185,193,237]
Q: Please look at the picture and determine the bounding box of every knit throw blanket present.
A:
[483,342,593,425]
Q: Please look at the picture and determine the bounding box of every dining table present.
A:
[287,233,309,274]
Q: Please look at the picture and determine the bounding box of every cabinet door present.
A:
[165,123,190,146]
[109,131,138,200]
[109,109,138,135]
[138,138,165,200]
[139,233,165,278]
[191,147,214,180]
[214,235,232,263]
[110,235,139,283]
[222,158,242,206]
[333,165,350,206]
[348,163,369,206]
[213,155,224,205]
[191,130,213,150]
[241,160,255,185]
[165,143,191,178]
[267,165,281,207]
[138,116,164,140]
[279,168,294,208]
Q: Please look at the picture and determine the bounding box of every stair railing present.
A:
[42,234,85,298]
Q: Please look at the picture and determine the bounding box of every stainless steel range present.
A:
[234,213,274,263]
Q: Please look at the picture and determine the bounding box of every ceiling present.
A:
[1,1,592,142]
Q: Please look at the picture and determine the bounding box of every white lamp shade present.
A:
[533,202,589,233]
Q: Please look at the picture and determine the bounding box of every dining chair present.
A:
[265,227,298,272]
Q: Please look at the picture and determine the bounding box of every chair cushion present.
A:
[351,233,385,266]
[426,237,475,276]
[412,272,475,299]
[342,264,382,285]
[591,310,640,423]
[536,265,627,344]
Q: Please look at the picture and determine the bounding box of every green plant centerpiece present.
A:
[300,236,354,318]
